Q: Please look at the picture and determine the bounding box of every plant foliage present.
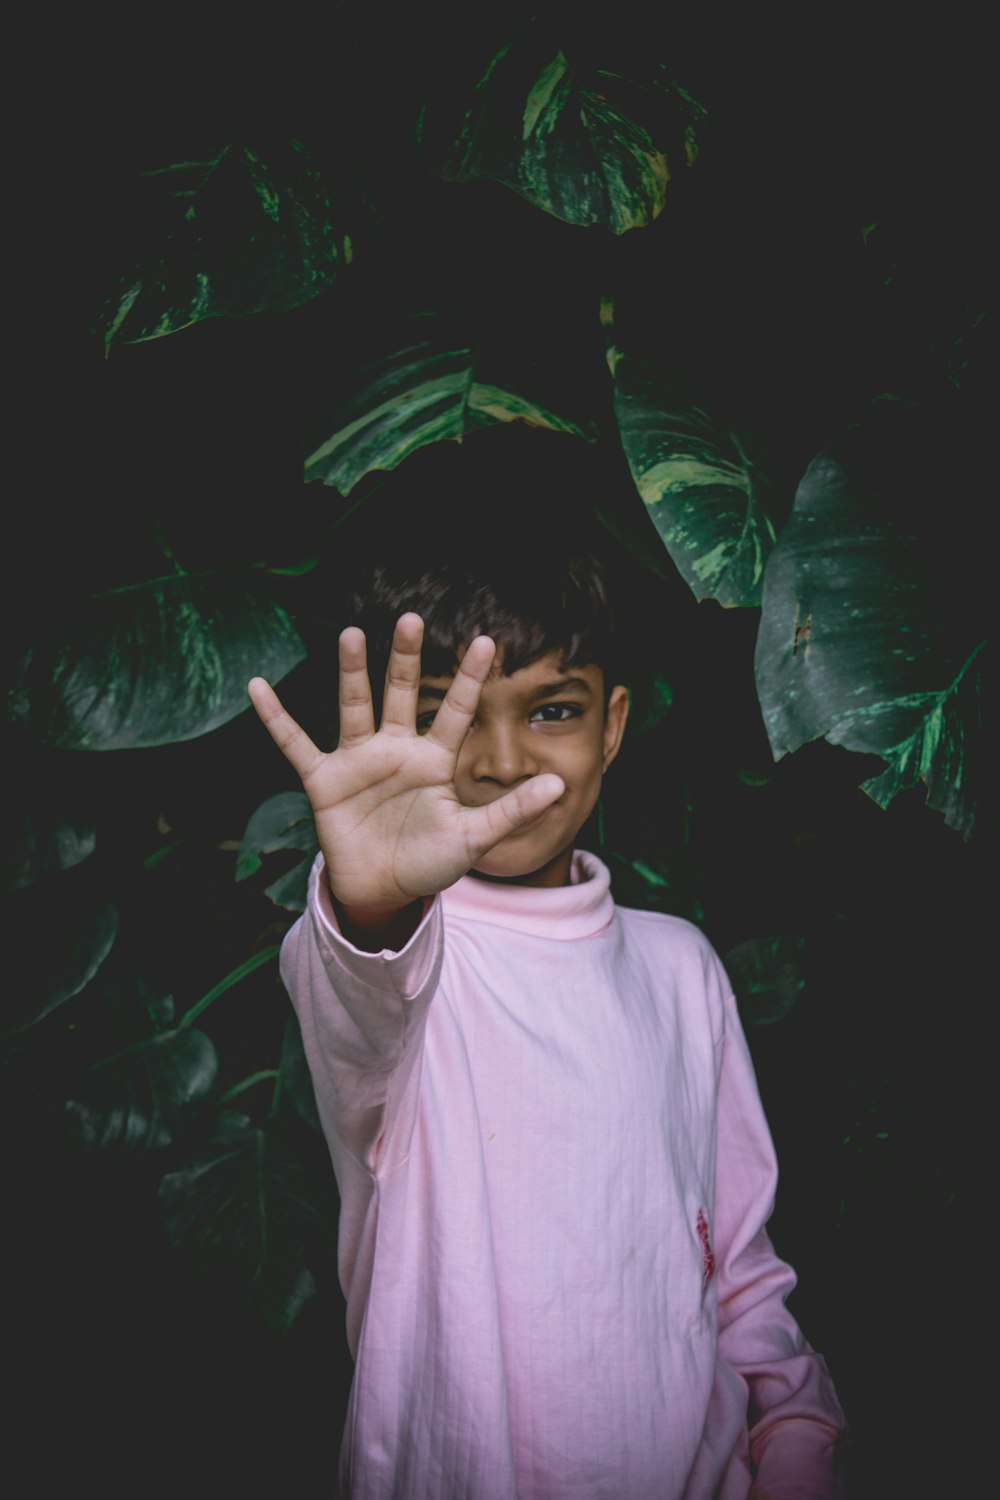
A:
[7,10,988,1486]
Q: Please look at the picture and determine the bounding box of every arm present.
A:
[250,613,565,1158]
[712,985,848,1499]
[280,852,443,1171]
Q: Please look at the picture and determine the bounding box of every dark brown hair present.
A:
[344,435,622,696]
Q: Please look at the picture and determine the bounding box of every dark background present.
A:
[10,5,990,1495]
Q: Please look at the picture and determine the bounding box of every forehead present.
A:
[421,650,604,695]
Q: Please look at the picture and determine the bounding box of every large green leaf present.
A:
[430,32,704,232]
[99,132,360,350]
[159,1109,322,1333]
[754,405,981,837]
[65,1027,218,1152]
[5,869,119,1036]
[611,352,777,606]
[236,790,317,912]
[304,329,594,492]
[7,573,305,749]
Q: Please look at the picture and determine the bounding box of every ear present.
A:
[602,684,630,772]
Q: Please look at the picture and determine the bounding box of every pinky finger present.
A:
[247,678,325,781]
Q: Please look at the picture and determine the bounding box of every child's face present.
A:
[418,650,629,887]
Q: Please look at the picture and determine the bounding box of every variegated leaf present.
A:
[612,353,776,606]
[433,34,704,233]
[8,574,305,749]
[304,333,593,492]
[99,132,359,350]
[754,407,981,837]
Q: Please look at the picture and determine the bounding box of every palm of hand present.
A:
[248,614,564,913]
[304,730,484,908]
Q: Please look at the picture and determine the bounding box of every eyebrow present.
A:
[417,676,594,702]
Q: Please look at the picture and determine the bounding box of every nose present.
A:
[466,720,539,787]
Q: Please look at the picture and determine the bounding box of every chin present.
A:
[472,836,575,886]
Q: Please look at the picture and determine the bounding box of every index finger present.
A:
[424,635,497,754]
[247,677,325,782]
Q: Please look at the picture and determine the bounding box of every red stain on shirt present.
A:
[696,1208,715,1289]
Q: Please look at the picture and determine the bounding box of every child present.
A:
[248,503,847,1499]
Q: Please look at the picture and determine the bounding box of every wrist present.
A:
[330,889,426,953]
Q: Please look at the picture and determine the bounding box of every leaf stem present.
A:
[179,945,281,1028]
[218,1069,280,1104]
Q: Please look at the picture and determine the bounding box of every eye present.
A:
[529,702,583,723]
[415,711,438,733]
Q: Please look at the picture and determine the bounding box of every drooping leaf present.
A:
[304,325,594,492]
[1,801,96,893]
[430,31,704,232]
[724,935,806,1026]
[99,132,361,350]
[159,1109,322,1333]
[8,573,305,749]
[236,791,317,911]
[5,869,119,1036]
[754,403,981,837]
[65,1027,218,1152]
[611,353,777,606]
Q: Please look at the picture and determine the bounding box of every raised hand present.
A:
[248,613,565,923]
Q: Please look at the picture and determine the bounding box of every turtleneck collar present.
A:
[440,849,614,940]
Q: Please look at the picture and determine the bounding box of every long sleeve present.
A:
[280,854,442,1173]
[711,983,847,1499]
[279,855,445,1357]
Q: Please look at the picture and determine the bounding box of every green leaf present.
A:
[99,132,360,350]
[159,1110,322,1334]
[1,801,96,893]
[724,936,805,1027]
[859,642,983,834]
[65,1027,218,1152]
[280,1015,321,1134]
[626,674,675,737]
[431,33,704,232]
[304,324,594,492]
[754,404,981,837]
[5,870,119,1036]
[236,791,317,914]
[611,355,777,606]
[7,574,305,749]
[180,946,281,1029]
[606,850,673,911]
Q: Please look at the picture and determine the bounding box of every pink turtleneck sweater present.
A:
[281,850,846,1499]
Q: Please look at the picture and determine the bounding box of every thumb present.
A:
[464,773,565,858]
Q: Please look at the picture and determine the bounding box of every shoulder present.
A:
[615,902,717,955]
[615,902,733,996]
